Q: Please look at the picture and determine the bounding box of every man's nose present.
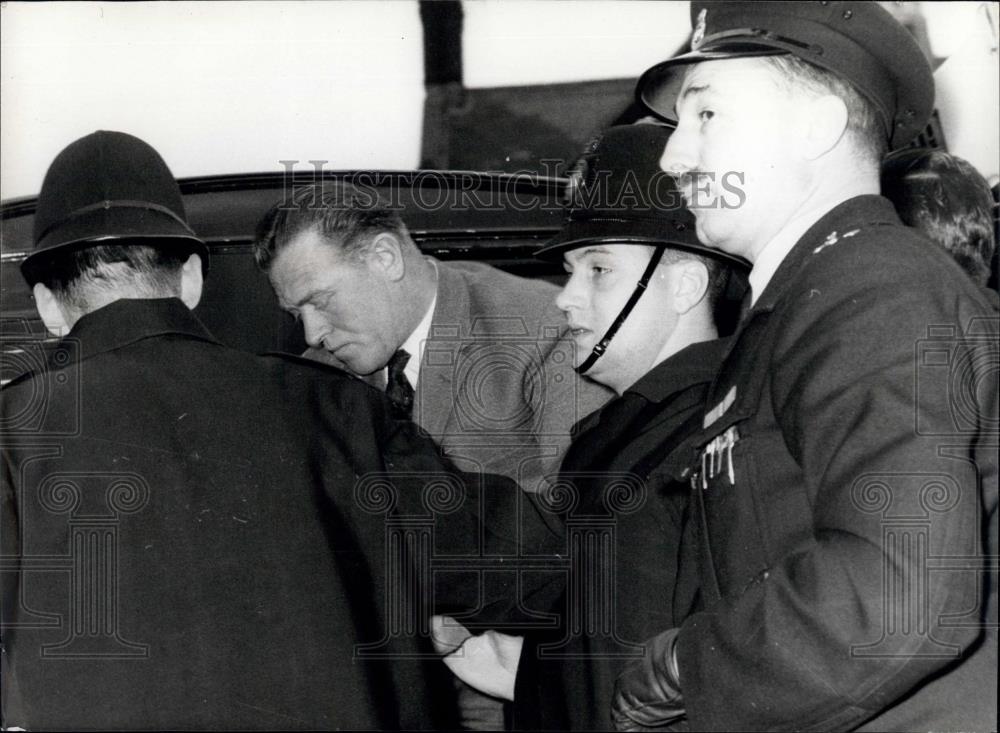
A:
[555,271,585,313]
[660,126,696,179]
[300,311,328,349]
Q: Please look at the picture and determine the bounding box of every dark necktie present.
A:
[738,286,754,324]
[386,348,415,420]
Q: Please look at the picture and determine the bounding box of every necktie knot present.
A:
[386,349,414,420]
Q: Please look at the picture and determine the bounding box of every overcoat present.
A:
[0,298,465,730]
[508,338,729,730]
[676,196,998,731]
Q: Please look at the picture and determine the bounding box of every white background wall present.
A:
[1,1,997,200]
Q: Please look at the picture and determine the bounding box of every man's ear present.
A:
[366,232,406,281]
[179,253,204,309]
[32,283,73,337]
[800,94,849,160]
[669,259,710,315]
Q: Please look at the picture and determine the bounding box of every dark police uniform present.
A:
[0,298,460,730]
[510,337,729,731]
[676,196,998,731]
[612,3,998,730]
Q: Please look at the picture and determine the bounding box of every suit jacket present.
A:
[0,298,471,730]
[677,196,998,731]
[306,259,612,491]
[509,338,729,731]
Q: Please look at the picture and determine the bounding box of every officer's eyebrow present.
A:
[675,83,710,116]
[578,246,613,258]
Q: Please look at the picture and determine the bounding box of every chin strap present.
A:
[576,245,666,375]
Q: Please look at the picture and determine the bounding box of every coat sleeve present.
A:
[678,245,998,730]
[318,375,565,623]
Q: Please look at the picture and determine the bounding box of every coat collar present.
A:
[54,297,220,368]
[626,337,731,404]
[702,195,903,425]
[427,259,472,339]
[750,195,901,317]
[572,337,730,437]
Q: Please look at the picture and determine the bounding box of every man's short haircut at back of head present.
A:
[29,243,190,315]
[254,183,409,271]
[882,150,997,287]
[761,55,888,165]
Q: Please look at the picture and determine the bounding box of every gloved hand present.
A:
[612,627,685,731]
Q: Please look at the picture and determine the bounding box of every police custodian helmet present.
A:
[22,130,208,285]
[537,124,748,373]
[636,1,935,151]
[536,123,746,267]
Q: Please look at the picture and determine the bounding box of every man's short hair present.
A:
[881,150,997,287]
[30,243,190,314]
[659,247,727,309]
[761,55,888,165]
[254,183,409,270]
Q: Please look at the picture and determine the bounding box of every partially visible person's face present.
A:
[660,57,809,261]
[268,227,400,375]
[555,244,681,394]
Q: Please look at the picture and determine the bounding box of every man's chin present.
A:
[694,218,740,256]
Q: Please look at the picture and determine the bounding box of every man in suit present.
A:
[431,124,748,730]
[0,130,464,730]
[253,182,613,729]
[614,3,998,730]
[254,184,612,492]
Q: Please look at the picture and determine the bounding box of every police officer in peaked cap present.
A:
[613,3,998,731]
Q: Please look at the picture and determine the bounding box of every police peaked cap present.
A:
[637,1,935,151]
[22,130,208,284]
[536,123,748,270]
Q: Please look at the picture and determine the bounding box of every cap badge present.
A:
[564,154,590,205]
[692,8,708,50]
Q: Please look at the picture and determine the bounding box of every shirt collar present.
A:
[396,258,438,389]
[748,193,862,305]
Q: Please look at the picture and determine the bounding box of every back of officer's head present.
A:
[31,243,193,314]
[22,130,207,335]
